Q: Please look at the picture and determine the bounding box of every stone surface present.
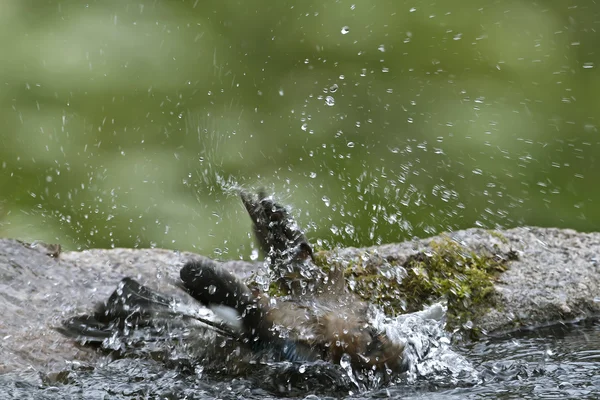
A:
[335,227,600,334]
[1,226,599,373]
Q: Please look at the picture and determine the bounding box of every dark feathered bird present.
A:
[59,190,405,375]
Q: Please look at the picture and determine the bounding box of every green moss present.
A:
[487,230,509,244]
[399,238,514,331]
[267,280,289,297]
[313,250,330,271]
[318,237,516,333]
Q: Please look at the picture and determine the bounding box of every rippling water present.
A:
[3,318,599,399]
[435,320,600,400]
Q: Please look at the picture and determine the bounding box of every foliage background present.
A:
[1,0,598,258]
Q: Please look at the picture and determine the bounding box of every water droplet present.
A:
[208,284,217,294]
[344,224,355,235]
[339,353,353,371]
[347,142,355,148]
[341,26,350,35]
[378,44,385,52]
[325,96,335,106]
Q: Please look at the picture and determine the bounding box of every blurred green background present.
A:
[1,0,599,258]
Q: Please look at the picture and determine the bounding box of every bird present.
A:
[59,190,405,376]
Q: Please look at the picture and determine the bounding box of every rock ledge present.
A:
[1,226,598,372]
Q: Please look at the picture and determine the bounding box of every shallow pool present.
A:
[2,319,599,399]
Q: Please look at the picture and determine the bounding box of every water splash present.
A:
[372,303,480,386]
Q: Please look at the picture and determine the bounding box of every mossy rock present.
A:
[315,236,518,334]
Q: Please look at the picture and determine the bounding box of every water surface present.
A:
[2,320,598,399]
